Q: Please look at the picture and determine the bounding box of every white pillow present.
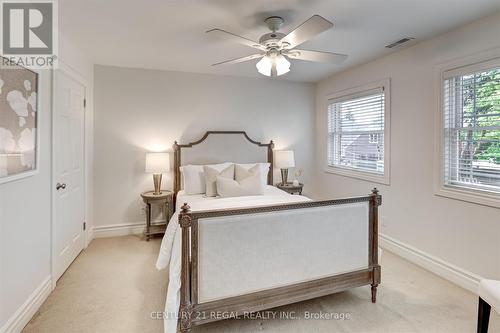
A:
[216,171,264,198]
[235,163,270,185]
[204,163,234,197]
[180,163,233,195]
[180,165,205,195]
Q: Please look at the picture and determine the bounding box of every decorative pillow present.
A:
[235,163,270,185]
[216,171,264,198]
[179,165,205,195]
[204,163,234,197]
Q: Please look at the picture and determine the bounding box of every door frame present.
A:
[50,61,89,289]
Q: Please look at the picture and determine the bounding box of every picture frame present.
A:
[0,57,40,184]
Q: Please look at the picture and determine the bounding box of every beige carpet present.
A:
[23,235,499,333]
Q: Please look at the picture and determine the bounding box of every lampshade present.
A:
[256,54,290,77]
[274,54,290,76]
[256,56,273,76]
[145,152,170,173]
[275,150,295,169]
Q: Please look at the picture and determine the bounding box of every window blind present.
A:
[442,63,500,194]
[327,88,385,174]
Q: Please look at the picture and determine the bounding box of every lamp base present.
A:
[280,169,288,185]
[153,174,162,195]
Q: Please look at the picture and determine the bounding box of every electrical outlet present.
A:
[140,207,146,216]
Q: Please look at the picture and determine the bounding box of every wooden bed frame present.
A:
[172,131,381,332]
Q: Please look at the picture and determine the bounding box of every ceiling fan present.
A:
[207,15,347,77]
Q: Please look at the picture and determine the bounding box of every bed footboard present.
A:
[178,188,382,332]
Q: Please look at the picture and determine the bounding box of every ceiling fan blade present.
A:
[212,53,264,66]
[280,15,333,49]
[285,49,347,63]
[206,29,266,51]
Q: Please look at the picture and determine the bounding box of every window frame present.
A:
[324,78,391,185]
[433,49,500,208]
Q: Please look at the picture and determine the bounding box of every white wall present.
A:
[0,33,94,332]
[0,71,52,332]
[93,65,315,229]
[315,13,500,281]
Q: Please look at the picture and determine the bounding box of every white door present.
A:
[53,70,86,281]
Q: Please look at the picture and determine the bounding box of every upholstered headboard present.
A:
[173,131,274,195]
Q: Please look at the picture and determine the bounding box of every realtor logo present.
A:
[1,0,58,68]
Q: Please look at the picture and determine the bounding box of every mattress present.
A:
[174,185,293,210]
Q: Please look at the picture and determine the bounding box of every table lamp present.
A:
[145,152,170,195]
[275,150,295,185]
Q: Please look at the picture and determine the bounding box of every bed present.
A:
[156,131,381,333]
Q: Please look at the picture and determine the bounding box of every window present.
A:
[326,79,390,184]
[440,57,500,204]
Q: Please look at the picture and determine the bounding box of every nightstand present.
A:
[141,191,173,241]
[276,182,304,195]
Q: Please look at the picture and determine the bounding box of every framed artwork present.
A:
[0,58,39,184]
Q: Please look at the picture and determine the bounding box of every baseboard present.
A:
[379,233,481,293]
[85,228,94,247]
[1,276,52,333]
[93,222,145,238]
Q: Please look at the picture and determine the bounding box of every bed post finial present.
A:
[181,203,190,214]
[371,188,382,206]
[179,204,192,228]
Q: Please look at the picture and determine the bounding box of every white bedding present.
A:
[156,186,311,333]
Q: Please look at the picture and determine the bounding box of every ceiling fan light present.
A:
[275,55,290,76]
[256,56,273,76]
[256,54,290,77]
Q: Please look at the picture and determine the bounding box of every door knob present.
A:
[56,183,66,190]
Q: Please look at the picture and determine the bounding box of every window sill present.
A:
[324,166,390,185]
[434,185,500,209]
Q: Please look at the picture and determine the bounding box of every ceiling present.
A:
[60,0,500,82]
